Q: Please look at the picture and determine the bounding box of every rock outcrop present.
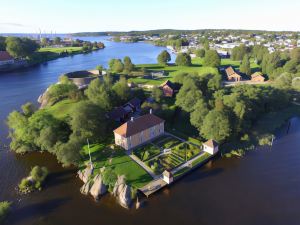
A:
[37,88,50,109]
[89,174,107,200]
[78,166,94,183]
[113,175,132,209]
[80,179,92,195]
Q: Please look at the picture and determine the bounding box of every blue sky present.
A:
[0,0,299,33]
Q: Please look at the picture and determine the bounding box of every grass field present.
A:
[43,99,78,119]
[128,57,219,85]
[152,135,182,149]
[39,47,83,54]
[81,143,153,188]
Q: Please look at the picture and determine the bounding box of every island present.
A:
[6,33,300,209]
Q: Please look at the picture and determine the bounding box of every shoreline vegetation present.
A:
[0,201,11,224]
[0,36,105,73]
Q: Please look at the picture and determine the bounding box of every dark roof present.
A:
[0,51,13,61]
[114,114,164,137]
[160,80,180,90]
[128,97,141,108]
[108,106,127,120]
[203,139,218,148]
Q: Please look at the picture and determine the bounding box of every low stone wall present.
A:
[64,70,103,87]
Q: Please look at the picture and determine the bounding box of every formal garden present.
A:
[132,134,203,175]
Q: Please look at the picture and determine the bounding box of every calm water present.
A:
[1,37,300,225]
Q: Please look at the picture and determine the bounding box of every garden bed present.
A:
[133,143,161,161]
[172,142,202,161]
[152,135,181,149]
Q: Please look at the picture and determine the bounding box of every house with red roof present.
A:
[0,51,14,66]
[114,112,164,150]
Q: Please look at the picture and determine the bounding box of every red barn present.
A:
[160,80,180,97]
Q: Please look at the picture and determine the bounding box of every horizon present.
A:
[1,0,300,33]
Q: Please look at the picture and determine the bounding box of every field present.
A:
[39,47,83,54]
[152,135,182,149]
[128,57,219,85]
[221,58,260,71]
[81,143,153,188]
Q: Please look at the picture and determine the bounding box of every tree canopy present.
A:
[157,50,171,65]
[203,50,221,67]
[175,53,191,66]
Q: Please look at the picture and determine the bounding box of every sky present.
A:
[0,0,299,33]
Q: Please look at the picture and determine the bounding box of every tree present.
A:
[203,40,210,50]
[69,101,108,142]
[175,78,203,112]
[112,76,131,102]
[0,201,11,223]
[195,49,205,58]
[175,53,191,66]
[239,55,251,75]
[96,65,103,74]
[108,59,124,73]
[21,102,36,117]
[5,37,39,58]
[55,137,82,167]
[123,56,134,72]
[41,38,48,47]
[231,44,249,61]
[290,48,300,63]
[190,99,209,132]
[53,37,62,45]
[85,79,114,110]
[201,110,231,142]
[203,50,221,67]
[157,50,171,65]
[152,86,163,102]
[0,36,6,51]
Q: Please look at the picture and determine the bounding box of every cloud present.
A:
[0,23,28,27]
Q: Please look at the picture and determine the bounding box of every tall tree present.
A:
[123,56,134,72]
[157,50,171,65]
[175,53,191,66]
[201,109,231,142]
[203,50,221,67]
[240,55,251,75]
[112,76,131,102]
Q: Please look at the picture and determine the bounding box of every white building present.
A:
[203,139,219,155]
[163,170,174,184]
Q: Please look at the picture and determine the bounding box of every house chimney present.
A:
[131,117,134,122]
[150,108,152,114]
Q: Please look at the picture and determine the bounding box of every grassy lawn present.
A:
[152,135,181,149]
[39,47,83,54]
[128,58,218,86]
[81,143,153,188]
[133,143,161,161]
[221,58,260,72]
[43,99,78,119]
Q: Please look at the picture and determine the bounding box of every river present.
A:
[1,37,300,225]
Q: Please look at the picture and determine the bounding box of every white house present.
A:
[203,139,219,155]
[163,170,174,184]
[0,51,14,66]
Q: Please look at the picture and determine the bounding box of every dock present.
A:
[139,177,168,197]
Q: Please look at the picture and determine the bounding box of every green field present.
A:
[43,99,79,119]
[128,57,219,85]
[81,143,153,188]
[152,135,182,149]
[221,58,260,71]
[39,47,83,54]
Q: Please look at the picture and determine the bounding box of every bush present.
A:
[19,166,48,193]
[258,134,274,146]
[0,201,11,223]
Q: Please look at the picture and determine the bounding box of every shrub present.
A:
[0,201,11,223]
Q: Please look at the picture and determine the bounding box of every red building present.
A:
[160,80,180,97]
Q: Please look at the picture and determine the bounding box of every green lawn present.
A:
[39,47,83,54]
[43,99,78,119]
[221,58,260,71]
[191,152,211,167]
[128,58,219,86]
[81,143,153,188]
[133,143,161,161]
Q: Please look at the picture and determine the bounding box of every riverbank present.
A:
[0,46,104,73]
